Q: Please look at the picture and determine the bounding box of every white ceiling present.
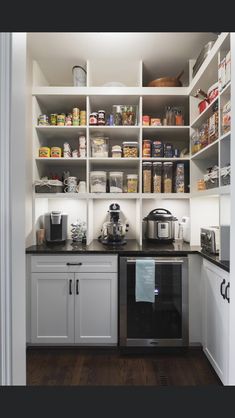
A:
[27,32,217,86]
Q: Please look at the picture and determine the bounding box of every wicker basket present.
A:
[35,180,64,193]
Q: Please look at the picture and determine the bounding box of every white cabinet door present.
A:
[31,273,75,344]
[203,261,229,384]
[75,273,117,344]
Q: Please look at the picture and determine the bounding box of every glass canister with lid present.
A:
[90,171,107,193]
[123,141,138,158]
[143,162,152,193]
[152,162,162,193]
[127,174,138,193]
[109,172,123,193]
[91,136,109,157]
[163,162,173,193]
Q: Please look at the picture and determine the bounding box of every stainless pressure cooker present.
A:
[143,208,178,243]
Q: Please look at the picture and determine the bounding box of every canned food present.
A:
[50,114,57,125]
[51,147,62,158]
[57,113,65,126]
[80,110,86,126]
[142,115,150,126]
[39,147,50,158]
[38,114,49,126]
[142,139,152,158]
[150,118,161,126]
[73,108,80,118]
[65,113,72,126]
[89,112,98,125]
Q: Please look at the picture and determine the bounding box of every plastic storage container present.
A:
[220,165,231,186]
[163,162,173,193]
[143,162,152,193]
[127,174,138,193]
[123,141,138,158]
[175,163,185,193]
[91,137,109,157]
[72,65,86,87]
[90,171,107,193]
[111,145,122,158]
[204,166,219,189]
[109,172,123,193]
[152,162,162,193]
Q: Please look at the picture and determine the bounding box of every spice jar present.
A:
[38,114,49,126]
[50,114,57,125]
[123,141,138,158]
[65,113,72,126]
[127,174,138,193]
[152,162,162,193]
[112,145,122,158]
[163,162,173,193]
[143,162,152,193]
[39,147,50,158]
[142,115,150,126]
[51,147,62,158]
[142,139,152,158]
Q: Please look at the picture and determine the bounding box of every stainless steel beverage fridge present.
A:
[119,257,189,347]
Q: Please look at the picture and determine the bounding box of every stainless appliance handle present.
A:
[127,259,184,264]
[67,262,82,266]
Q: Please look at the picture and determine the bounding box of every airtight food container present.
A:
[90,171,107,193]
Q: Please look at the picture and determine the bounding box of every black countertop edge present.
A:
[26,239,230,273]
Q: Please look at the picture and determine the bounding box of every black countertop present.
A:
[26,239,230,272]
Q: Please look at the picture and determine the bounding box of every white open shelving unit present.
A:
[31,33,231,253]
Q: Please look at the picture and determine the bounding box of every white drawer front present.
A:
[31,255,118,273]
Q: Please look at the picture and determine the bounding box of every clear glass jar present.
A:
[123,141,138,158]
[127,174,138,193]
[143,162,152,193]
[175,163,185,193]
[152,162,162,193]
[111,145,122,158]
[112,105,123,126]
[109,172,123,193]
[121,105,137,126]
[90,171,107,193]
[163,162,173,193]
[91,136,109,157]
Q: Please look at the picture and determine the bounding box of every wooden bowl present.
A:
[148,71,184,87]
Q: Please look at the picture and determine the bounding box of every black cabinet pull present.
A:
[69,279,73,295]
[220,279,226,299]
[66,262,82,266]
[76,279,79,295]
[225,282,230,303]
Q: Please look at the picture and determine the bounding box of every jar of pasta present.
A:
[163,162,173,193]
[152,162,162,193]
[127,174,138,193]
[143,162,152,193]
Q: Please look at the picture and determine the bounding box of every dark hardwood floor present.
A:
[26,348,222,386]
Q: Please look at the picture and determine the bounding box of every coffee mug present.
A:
[64,185,79,193]
[64,176,77,186]
[78,181,86,193]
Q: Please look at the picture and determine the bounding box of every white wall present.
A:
[25,44,33,247]
[190,197,220,245]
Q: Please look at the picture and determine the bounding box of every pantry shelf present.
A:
[142,157,190,162]
[89,157,140,167]
[35,157,87,165]
[34,193,88,199]
[220,81,231,99]
[220,131,231,141]
[191,188,220,198]
[141,193,190,199]
[191,96,218,129]
[36,125,87,139]
[89,193,140,199]
[191,138,219,160]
